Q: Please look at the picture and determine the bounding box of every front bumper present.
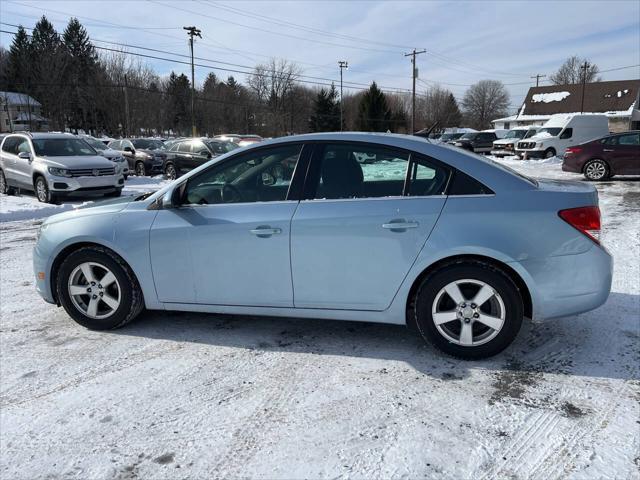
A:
[517,244,613,320]
[48,174,124,194]
[490,149,516,157]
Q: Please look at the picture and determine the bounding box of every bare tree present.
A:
[550,56,600,85]
[461,80,510,130]
[417,85,462,130]
[248,58,301,136]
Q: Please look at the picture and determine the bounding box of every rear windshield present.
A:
[32,138,97,156]
[82,137,107,151]
[132,139,165,150]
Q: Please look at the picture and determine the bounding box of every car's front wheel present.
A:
[56,246,144,330]
[413,261,523,359]
[164,163,177,180]
[135,162,146,176]
[544,148,556,159]
[34,175,57,204]
[583,159,610,181]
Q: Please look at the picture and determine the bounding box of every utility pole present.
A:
[123,74,130,137]
[184,26,202,137]
[530,74,546,87]
[580,61,590,114]
[404,49,426,134]
[338,60,348,131]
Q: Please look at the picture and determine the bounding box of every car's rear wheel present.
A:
[583,159,609,181]
[0,170,16,195]
[135,162,146,176]
[413,261,523,359]
[164,163,177,180]
[544,148,556,159]
[34,175,57,204]
[56,246,144,330]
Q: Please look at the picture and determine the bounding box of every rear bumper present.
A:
[516,244,613,320]
[561,157,583,173]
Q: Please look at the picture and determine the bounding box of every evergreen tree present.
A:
[62,18,98,131]
[166,72,191,134]
[309,83,341,132]
[357,82,391,132]
[6,26,31,93]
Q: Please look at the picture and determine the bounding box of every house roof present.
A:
[0,91,41,107]
[518,79,639,117]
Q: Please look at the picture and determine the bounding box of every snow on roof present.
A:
[492,105,636,125]
[13,112,47,122]
[531,91,571,103]
[0,91,41,107]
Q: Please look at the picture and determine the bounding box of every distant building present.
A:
[492,79,640,132]
[0,91,49,133]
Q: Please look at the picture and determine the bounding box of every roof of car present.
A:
[8,132,75,140]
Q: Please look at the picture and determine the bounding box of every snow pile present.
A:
[531,91,570,103]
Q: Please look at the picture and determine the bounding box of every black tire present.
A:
[56,246,144,330]
[544,148,556,159]
[413,261,523,360]
[34,175,57,204]
[164,162,177,180]
[123,174,128,180]
[0,169,16,195]
[135,162,146,176]
[583,159,610,181]
[105,188,122,198]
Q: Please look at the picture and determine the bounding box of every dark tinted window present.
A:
[559,128,573,139]
[177,142,191,153]
[192,141,209,156]
[132,139,164,150]
[448,170,494,195]
[618,133,640,146]
[2,136,20,154]
[206,140,238,155]
[183,144,302,205]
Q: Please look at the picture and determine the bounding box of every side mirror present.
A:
[161,182,186,209]
[17,151,31,160]
[124,146,134,153]
[207,152,212,159]
[261,172,276,186]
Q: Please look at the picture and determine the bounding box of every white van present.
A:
[515,114,609,159]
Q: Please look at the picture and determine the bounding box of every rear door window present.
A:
[618,133,639,146]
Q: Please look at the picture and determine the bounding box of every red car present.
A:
[562,131,640,180]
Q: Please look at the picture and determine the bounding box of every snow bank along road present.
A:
[1,159,638,479]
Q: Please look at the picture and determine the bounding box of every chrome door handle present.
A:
[603,149,614,152]
[250,226,282,237]
[382,220,419,231]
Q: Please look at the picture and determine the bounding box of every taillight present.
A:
[558,206,601,244]
[565,147,582,155]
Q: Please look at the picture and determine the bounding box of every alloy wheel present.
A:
[431,279,506,346]
[68,262,121,319]
[0,171,6,194]
[585,161,607,180]
[36,178,48,202]
[165,164,176,180]
[136,163,146,176]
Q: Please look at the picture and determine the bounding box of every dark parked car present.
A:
[163,138,239,179]
[440,132,464,144]
[452,131,498,153]
[107,138,167,176]
[562,131,639,180]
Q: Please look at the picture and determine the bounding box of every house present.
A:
[492,79,640,132]
[0,91,49,133]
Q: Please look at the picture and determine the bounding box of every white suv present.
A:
[0,133,125,203]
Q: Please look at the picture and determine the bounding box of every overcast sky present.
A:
[1,0,639,113]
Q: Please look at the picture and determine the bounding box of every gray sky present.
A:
[1,0,639,113]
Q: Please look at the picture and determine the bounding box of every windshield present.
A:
[441,133,462,141]
[82,137,107,151]
[32,138,97,157]
[132,139,165,150]
[537,127,562,137]
[523,129,538,139]
[504,130,527,139]
[459,133,478,140]
[205,141,239,155]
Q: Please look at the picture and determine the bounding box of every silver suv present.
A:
[0,133,125,203]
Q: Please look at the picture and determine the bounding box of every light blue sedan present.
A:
[32,133,612,359]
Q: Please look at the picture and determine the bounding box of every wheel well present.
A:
[32,172,45,185]
[405,254,533,330]
[49,242,135,305]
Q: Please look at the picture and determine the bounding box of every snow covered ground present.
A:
[1,160,638,479]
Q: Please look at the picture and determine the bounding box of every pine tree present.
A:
[166,72,191,134]
[309,83,341,132]
[62,18,98,131]
[6,26,31,93]
[357,82,391,132]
